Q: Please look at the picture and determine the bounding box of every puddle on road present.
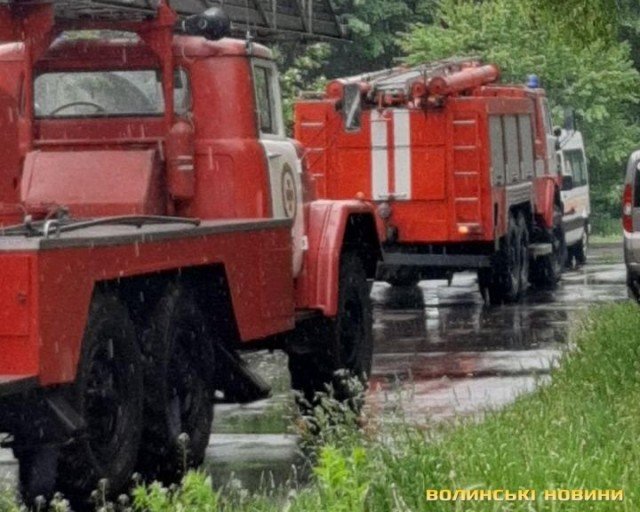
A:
[0,246,629,497]
[369,246,628,423]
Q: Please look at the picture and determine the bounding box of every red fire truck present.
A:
[295,60,567,304]
[0,0,381,504]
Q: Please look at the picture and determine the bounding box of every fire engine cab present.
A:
[0,0,381,505]
[295,60,567,304]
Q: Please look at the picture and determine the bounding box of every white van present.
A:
[557,129,590,266]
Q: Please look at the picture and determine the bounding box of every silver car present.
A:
[624,151,640,299]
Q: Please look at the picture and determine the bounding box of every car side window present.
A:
[253,64,283,136]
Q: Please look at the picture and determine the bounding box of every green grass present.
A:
[590,234,622,245]
[128,303,640,512]
[591,214,621,242]
[282,302,640,511]
[7,304,640,511]
[0,491,19,512]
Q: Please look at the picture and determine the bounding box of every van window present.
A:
[564,149,587,187]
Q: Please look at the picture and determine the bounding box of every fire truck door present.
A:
[252,59,305,277]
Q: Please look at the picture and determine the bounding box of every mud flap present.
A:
[215,345,272,404]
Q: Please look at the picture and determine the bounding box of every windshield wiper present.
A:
[1,215,201,238]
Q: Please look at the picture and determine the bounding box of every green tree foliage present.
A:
[278,43,331,131]
[277,0,437,97]
[326,0,436,77]
[402,0,640,230]
[276,0,436,130]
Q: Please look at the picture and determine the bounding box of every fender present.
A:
[534,176,559,229]
[296,199,381,317]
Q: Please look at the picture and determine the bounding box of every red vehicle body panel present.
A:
[295,70,560,251]
[296,199,376,316]
[0,220,295,384]
[22,150,165,217]
[0,3,380,393]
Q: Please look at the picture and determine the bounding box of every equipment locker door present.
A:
[252,59,305,277]
[540,98,557,175]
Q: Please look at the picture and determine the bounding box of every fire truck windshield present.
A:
[34,70,165,118]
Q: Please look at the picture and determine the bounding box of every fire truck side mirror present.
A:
[553,126,562,138]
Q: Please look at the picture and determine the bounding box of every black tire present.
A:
[517,212,530,295]
[531,204,566,287]
[137,284,214,483]
[23,292,144,505]
[627,274,640,302]
[15,446,60,505]
[483,213,522,305]
[574,227,588,266]
[385,267,419,288]
[288,253,373,410]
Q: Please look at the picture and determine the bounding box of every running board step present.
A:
[215,345,272,404]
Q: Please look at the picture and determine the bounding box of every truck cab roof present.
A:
[32,34,272,72]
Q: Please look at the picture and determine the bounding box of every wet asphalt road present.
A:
[0,243,628,495]
[368,243,626,423]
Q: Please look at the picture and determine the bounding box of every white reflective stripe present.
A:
[371,111,389,200]
[394,109,411,200]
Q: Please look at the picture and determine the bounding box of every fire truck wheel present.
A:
[54,292,143,503]
[485,213,522,305]
[531,204,566,287]
[517,212,530,294]
[385,268,419,287]
[288,253,373,412]
[137,284,214,483]
[15,446,59,505]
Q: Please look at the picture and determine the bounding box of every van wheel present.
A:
[574,227,588,266]
[32,292,144,506]
[137,285,214,483]
[288,253,373,413]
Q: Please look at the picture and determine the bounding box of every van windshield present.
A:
[34,70,165,118]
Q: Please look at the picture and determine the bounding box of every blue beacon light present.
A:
[526,74,540,89]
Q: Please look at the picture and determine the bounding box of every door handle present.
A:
[268,152,282,159]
